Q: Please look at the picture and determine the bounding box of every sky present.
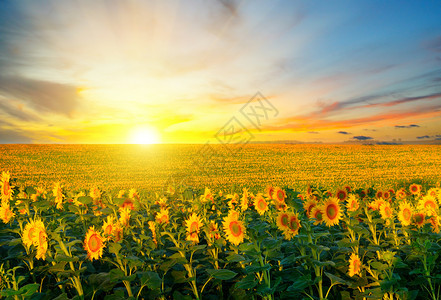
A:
[0,0,441,144]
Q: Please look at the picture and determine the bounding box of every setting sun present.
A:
[130,127,160,144]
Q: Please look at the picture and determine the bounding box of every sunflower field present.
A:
[1,170,441,300]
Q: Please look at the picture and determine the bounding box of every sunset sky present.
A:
[1,1,440,144]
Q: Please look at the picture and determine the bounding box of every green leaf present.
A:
[139,271,161,290]
[280,254,308,265]
[108,242,122,256]
[235,274,257,290]
[55,254,79,262]
[88,273,116,292]
[370,261,388,271]
[0,284,40,297]
[287,275,312,292]
[206,269,237,280]
[77,196,93,205]
[325,272,349,285]
[109,268,125,282]
[226,254,246,262]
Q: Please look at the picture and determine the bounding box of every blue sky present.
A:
[0,0,440,144]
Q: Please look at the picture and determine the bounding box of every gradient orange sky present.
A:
[0,1,441,144]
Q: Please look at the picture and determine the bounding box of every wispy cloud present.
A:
[353,135,373,141]
[338,131,351,135]
[0,75,81,117]
[395,124,420,129]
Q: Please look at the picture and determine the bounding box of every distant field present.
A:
[0,144,440,193]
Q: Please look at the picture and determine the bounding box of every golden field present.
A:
[0,144,440,193]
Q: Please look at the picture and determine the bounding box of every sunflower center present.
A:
[88,234,102,252]
[277,191,284,201]
[315,211,323,221]
[104,224,113,235]
[425,201,437,210]
[190,222,199,234]
[289,217,299,230]
[384,207,392,217]
[2,181,9,195]
[257,199,266,210]
[281,214,289,227]
[229,221,242,237]
[403,208,411,220]
[38,230,47,246]
[353,259,361,273]
[28,227,36,241]
[326,204,338,219]
[415,214,424,224]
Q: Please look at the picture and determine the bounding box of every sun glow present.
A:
[130,127,160,144]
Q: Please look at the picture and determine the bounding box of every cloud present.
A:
[353,135,373,140]
[0,75,81,116]
[0,99,40,122]
[315,92,441,117]
[0,126,32,143]
[262,104,441,132]
[337,131,351,134]
[308,131,319,134]
[395,124,420,128]
[417,135,430,139]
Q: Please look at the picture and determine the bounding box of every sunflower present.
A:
[346,195,359,212]
[335,189,348,202]
[35,226,48,260]
[240,188,249,211]
[113,223,123,242]
[129,188,139,200]
[119,207,131,227]
[200,187,213,203]
[148,221,157,245]
[320,197,342,227]
[156,208,170,224]
[227,193,239,209]
[266,186,275,199]
[222,213,245,246]
[348,253,362,277]
[0,203,14,224]
[31,187,46,202]
[284,212,301,239]
[344,185,352,193]
[102,215,116,240]
[254,194,268,215]
[429,214,440,233]
[359,190,367,199]
[273,187,286,203]
[418,195,438,216]
[185,213,203,243]
[375,191,383,199]
[398,202,413,226]
[412,211,426,228]
[379,202,393,220]
[409,183,421,195]
[84,226,105,261]
[1,171,13,203]
[52,182,64,210]
[89,187,101,200]
[207,221,220,240]
[427,188,439,198]
[117,190,125,198]
[396,189,407,200]
[276,211,290,232]
[383,191,391,200]
[303,198,317,218]
[310,206,324,225]
[22,219,40,248]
